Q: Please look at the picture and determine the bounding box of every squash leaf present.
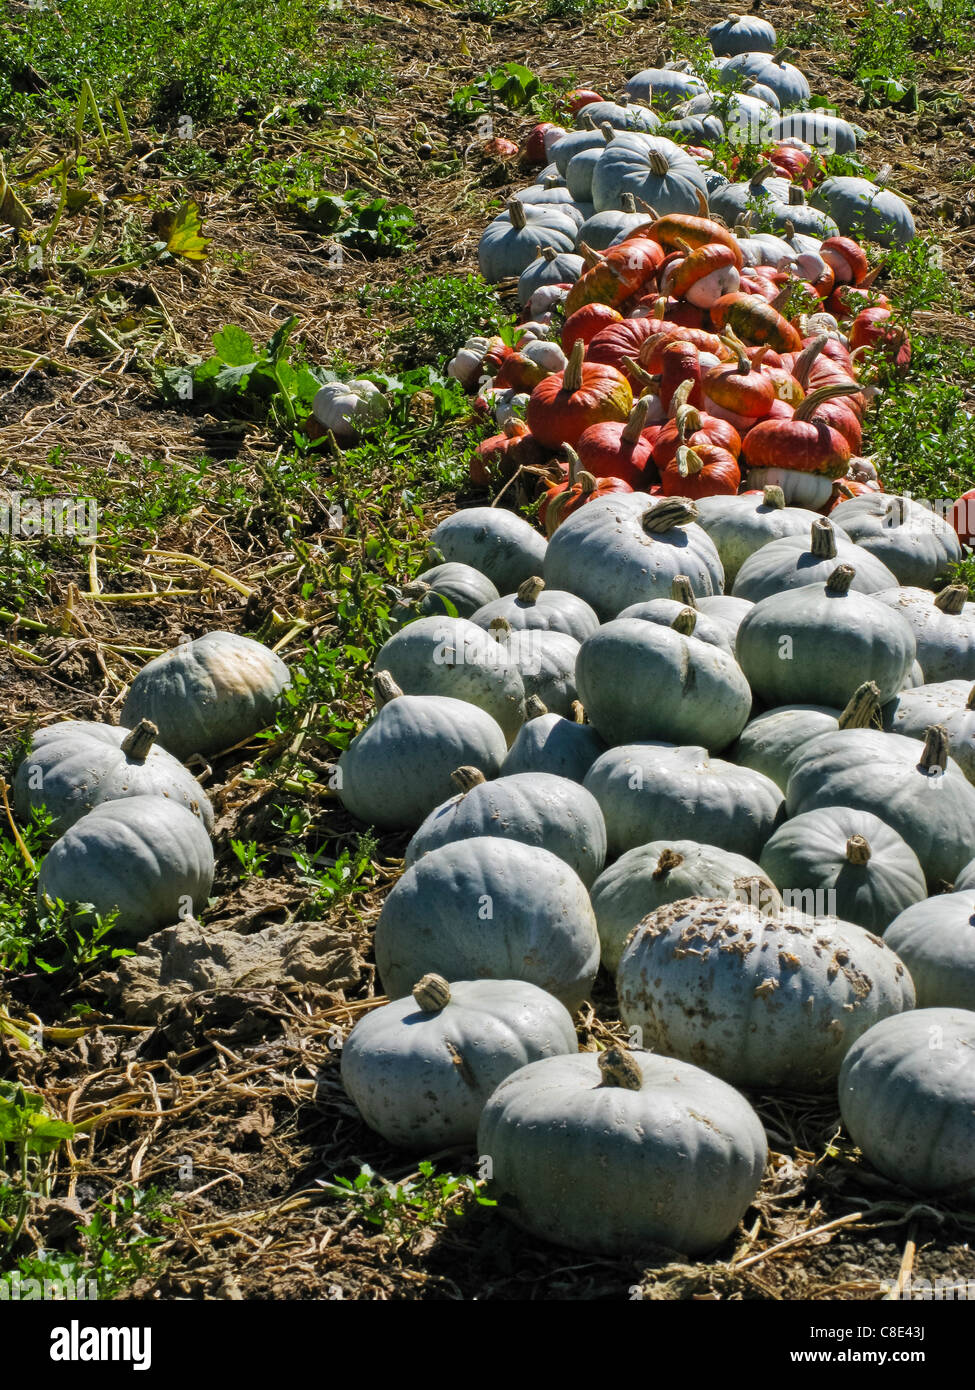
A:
[152,200,211,261]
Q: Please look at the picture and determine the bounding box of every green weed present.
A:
[324,1161,496,1248]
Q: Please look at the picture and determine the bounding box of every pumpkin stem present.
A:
[580,109,596,130]
[694,187,708,218]
[810,517,838,560]
[934,584,967,616]
[794,381,863,421]
[676,444,704,478]
[599,121,616,144]
[120,719,158,761]
[526,695,549,719]
[919,725,950,775]
[671,606,698,635]
[488,616,513,641]
[825,563,856,595]
[675,403,702,441]
[620,192,637,213]
[733,874,779,913]
[635,196,660,219]
[517,575,546,604]
[838,681,881,729]
[718,332,751,375]
[598,1046,643,1091]
[563,338,586,393]
[540,245,558,263]
[373,671,403,707]
[653,847,684,879]
[562,443,583,486]
[762,485,786,509]
[621,355,656,390]
[787,184,806,207]
[846,835,872,866]
[749,163,779,189]
[571,699,588,724]
[668,376,696,420]
[507,198,528,231]
[647,150,672,177]
[450,765,487,794]
[773,46,796,64]
[620,395,652,443]
[670,575,697,607]
[643,497,698,532]
[968,685,975,712]
[412,974,451,1013]
[399,578,430,603]
[579,240,604,270]
[792,333,827,389]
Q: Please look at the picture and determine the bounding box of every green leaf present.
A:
[153,200,211,261]
[213,324,257,365]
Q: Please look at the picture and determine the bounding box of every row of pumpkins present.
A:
[334,21,973,1255]
[17,18,973,1259]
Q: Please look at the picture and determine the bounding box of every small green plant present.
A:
[230,839,270,879]
[324,1161,496,1248]
[291,830,377,908]
[0,1082,75,1255]
[372,274,508,368]
[1,1186,174,1299]
[156,316,324,426]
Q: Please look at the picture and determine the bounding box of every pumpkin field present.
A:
[2,0,975,1309]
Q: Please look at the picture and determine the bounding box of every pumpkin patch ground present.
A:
[2,0,975,1308]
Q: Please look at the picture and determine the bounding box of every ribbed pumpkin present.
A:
[404,766,606,887]
[733,681,883,793]
[375,836,600,1009]
[883,679,975,784]
[884,894,975,1011]
[538,448,634,536]
[341,975,577,1151]
[591,839,777,975]
[575,614,752,752]
[694,486,824,587]
[759,807,927,933]
[618,897,914,1091]
[786,725,975,888]
[872,584,975,684]
[561,303,624,355]
[543,494,725,620]
[735,563,917,707]
[428,508,547,594]
[373,616,526,743]
[731,517,898,603]
[709,292,802,353]
[838,1010,975,1196]
[501,696,608,783]
[470,575,599,643]
[337,674,508,829]
[527,339,633,450]
[830,494,962,589]
[563,236,665,315]
[391,562,499,628]
[584,742,785,861]
[477,1047,768,1257]
[37,796,215,942]
[575,395,658,487]
[15,719,213,835]
[120,631,291,762]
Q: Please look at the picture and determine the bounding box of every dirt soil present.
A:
[2,0,975,1301]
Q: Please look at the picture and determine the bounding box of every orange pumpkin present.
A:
[526,339,633,450]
